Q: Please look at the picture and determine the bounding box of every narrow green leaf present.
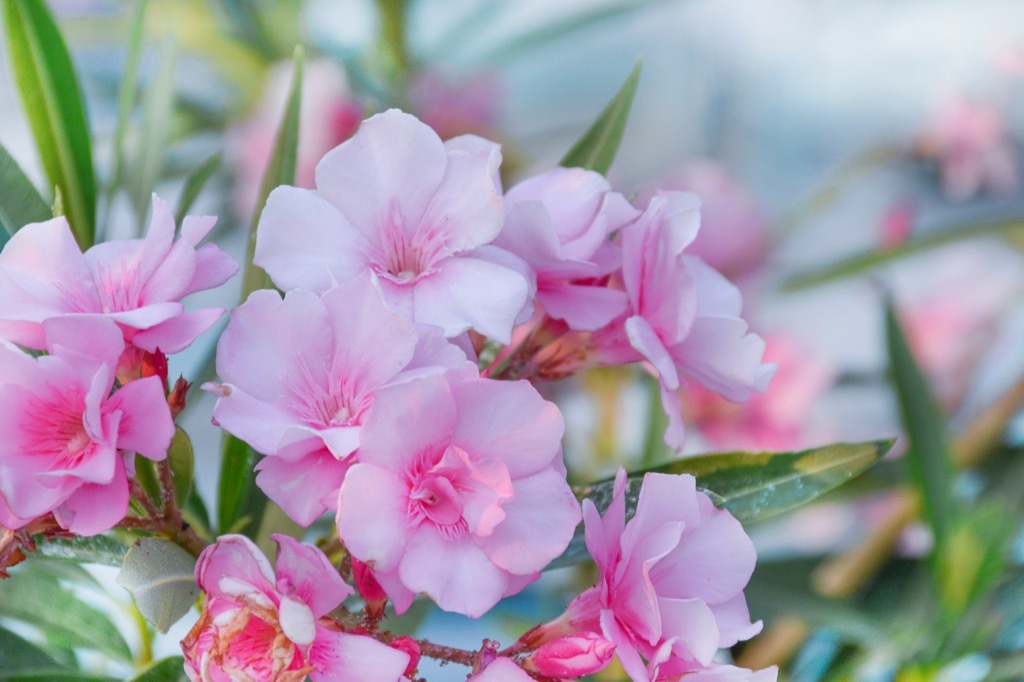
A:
[783,219,1024,291]
[559,60,641,174]
[31,534,130,567]
[552,439,893,568]
[0,625,64,673]
[3,0,96,247]
[885,301,956,552]
[174,152,222,224]
[0,141,50,243]
[937,502,1013,619]
[217,434,266,537]
[168,427,195,508]
[0,565,133,661]
[128,37,177,232]
[129,657,187,682]
[240,44,304,297]
[116,538,199,633]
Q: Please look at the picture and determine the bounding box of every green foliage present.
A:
[129,657,188,682]
[0,141,50,244]
[560,60,641,174]
[174,152,222,224]
[217,434,267,537]
[30,534,130,568]
[116,538,199,634]
[937,502,1014,620]
[3,0,96,247]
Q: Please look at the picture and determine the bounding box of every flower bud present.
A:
[390,636,421,677]
[524,632,615,678]
[352,557,388,619]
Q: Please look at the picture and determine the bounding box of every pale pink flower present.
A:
[254,109,530,342]
[337,372,581,618]
[182,534,409,682]
[664,663,778,681]
[916,98,1019,201]
[0,317,173,535]
[492,167,638,331]
[592,192,774,448]
[470,657,535,682]
[230,59,363,219]
[410,69,502,142]
[524,632,616,678]
[0,195,237,360]
[205,275,469,526]
[540,469,763,682]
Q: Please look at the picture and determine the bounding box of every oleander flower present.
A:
[182,534,409,681]
[254,108,530,342]
[592,191,775,448]
[538,468,764,682]
[0,316,173,535]
[206,275,469,526]
[0,195,237,359]
[524,632,616,678]
[492,166,638,331]
[337,371,581,618]
[663,663,778,682]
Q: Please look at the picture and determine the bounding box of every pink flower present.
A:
[0,195,237,359]
[663,663,778,681]
[525,632,616,678]
[470,657,534,682]
[410,69,502,142]
[337,372,581,618]
[0,317,173,535]
[492,167,638,331]
[593,192,774,448]
[254,109,531,342]
[546,469,763,682]
[182,534,409,682]
[205,275,468,526]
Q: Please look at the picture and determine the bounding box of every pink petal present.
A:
[672,316,772,402]
[710,593,763,648]
[479,468,581,575]
[130,307,224,354]
[54,457,129,536]
[42,315,124,369]
[314,109,447,245]
[255,185,367,293]
[195,534,276,601]
[183,242,238,297]
[398,524,509,618]
[137,195,176,282]
[207,383,303,456]
[471,657,534,682]
[307,627,411,682]
[540,283,629,332]
[657,596,721,666]
[450,378,563,478]
[272,534,352,619]
[255,449,349,526]
[358,375,457,470]
[108,376,174,461]
[626,315,680,391]
[600,608,651,682]
[337,464,411,574]
[106,302,183,331]
[410,257,529,342]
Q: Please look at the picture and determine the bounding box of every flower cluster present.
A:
[0,196,237,535]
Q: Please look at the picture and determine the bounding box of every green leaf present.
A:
[552,439,893,568]
[129,656,187,682]
[559,60,641,174]
[174,151,222,224]
[217,434,266,537]
[3,0,96,247]
[240,44,304,297]
[168,427,195,509]
[885,301,956,553]
[937,502,1013,619]
[128,37,177,232]
[0,564,133,662]
[31,534,130,567]
[783,219,1024,291]
[0,141,50,243]
[116,538,199,634]
[0,625,64,673]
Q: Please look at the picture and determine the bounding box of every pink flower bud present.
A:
[352,557,388,619]
[390,636,421,677]
[524,632,615,678]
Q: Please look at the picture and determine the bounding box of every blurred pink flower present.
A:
[916,98,1018,201]
[230,59,363,219]
[653,161,768,279]
[683,335,833,451]
[493,167,638,331]
[183,533,409,681]
[539,469,763,682]
[337,372,580,618]
[470,657,534,681]
[0,317,173,535]
[524,632,616,678]
[0,195,237,362]
[255,109,530,342]
[665,663,778,681]
[411,69,502,142]
[592,192,775,448]
[206,275,468,526]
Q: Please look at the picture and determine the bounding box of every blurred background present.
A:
[3,1,1024,680]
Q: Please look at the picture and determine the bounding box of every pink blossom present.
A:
[182,534,409,681]
[592,192,774,448]
[205,275,469,526]
[0,317,173,535]
[230,59,363,219]
[0,194,237,360]
[254,109,531,342]
[337,372,581,618]
[525,632,616,678]
[410,69,502,142]
[470,657,535,682]
[542,469,763,682]
[492,167,638,331]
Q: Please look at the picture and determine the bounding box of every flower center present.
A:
[22,389,95,469]
[95,257,144,313]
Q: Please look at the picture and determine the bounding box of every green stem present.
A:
[376,0,411,89]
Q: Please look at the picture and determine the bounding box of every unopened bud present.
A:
[524,632,615,678]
